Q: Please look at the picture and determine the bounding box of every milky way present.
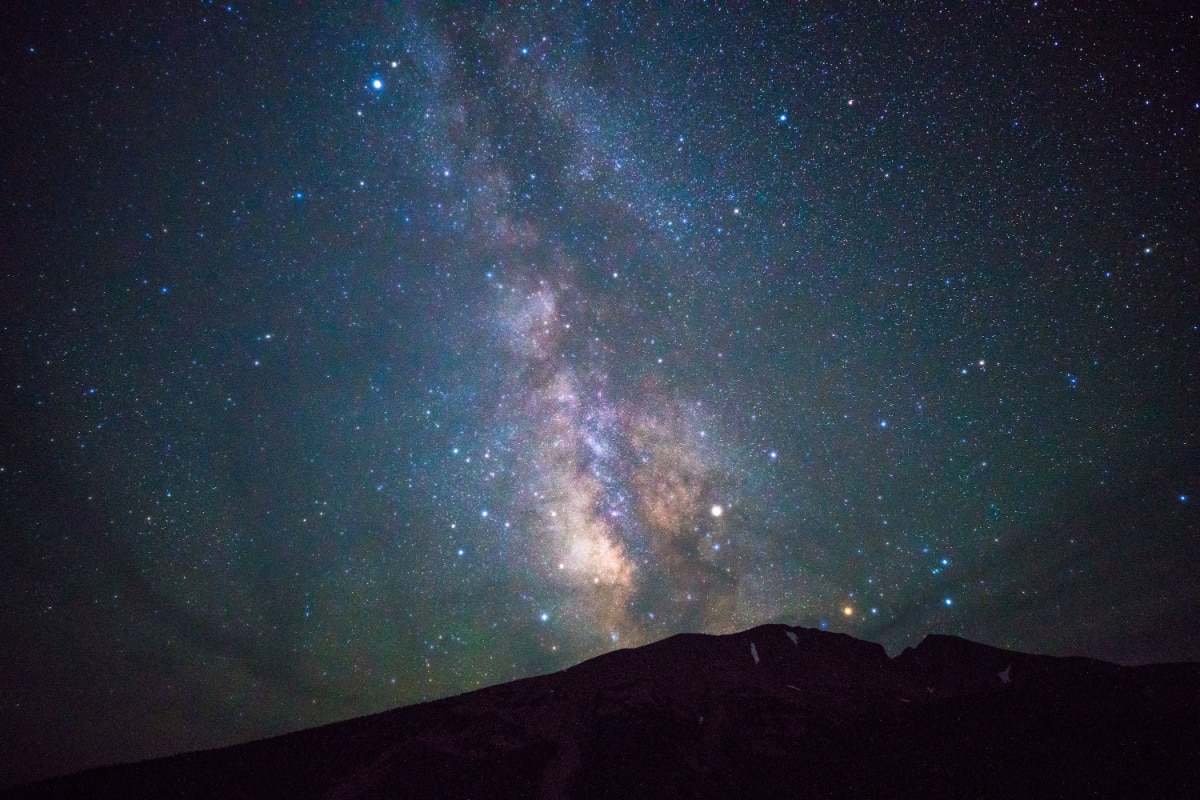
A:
[494,278,744,647]
[2,2,1197,788]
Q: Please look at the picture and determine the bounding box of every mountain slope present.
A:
[6,624,1198,799]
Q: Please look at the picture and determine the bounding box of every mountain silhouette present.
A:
[5,624,1198,798]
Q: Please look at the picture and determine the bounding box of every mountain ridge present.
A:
[6,623,1198,799]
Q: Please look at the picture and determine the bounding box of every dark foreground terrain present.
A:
[6,624,1198,799]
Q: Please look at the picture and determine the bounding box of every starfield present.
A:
[1,2,1196,791]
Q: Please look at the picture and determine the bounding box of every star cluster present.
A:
[1,2,1197,788]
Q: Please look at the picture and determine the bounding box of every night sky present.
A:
[2,1,1198,788]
